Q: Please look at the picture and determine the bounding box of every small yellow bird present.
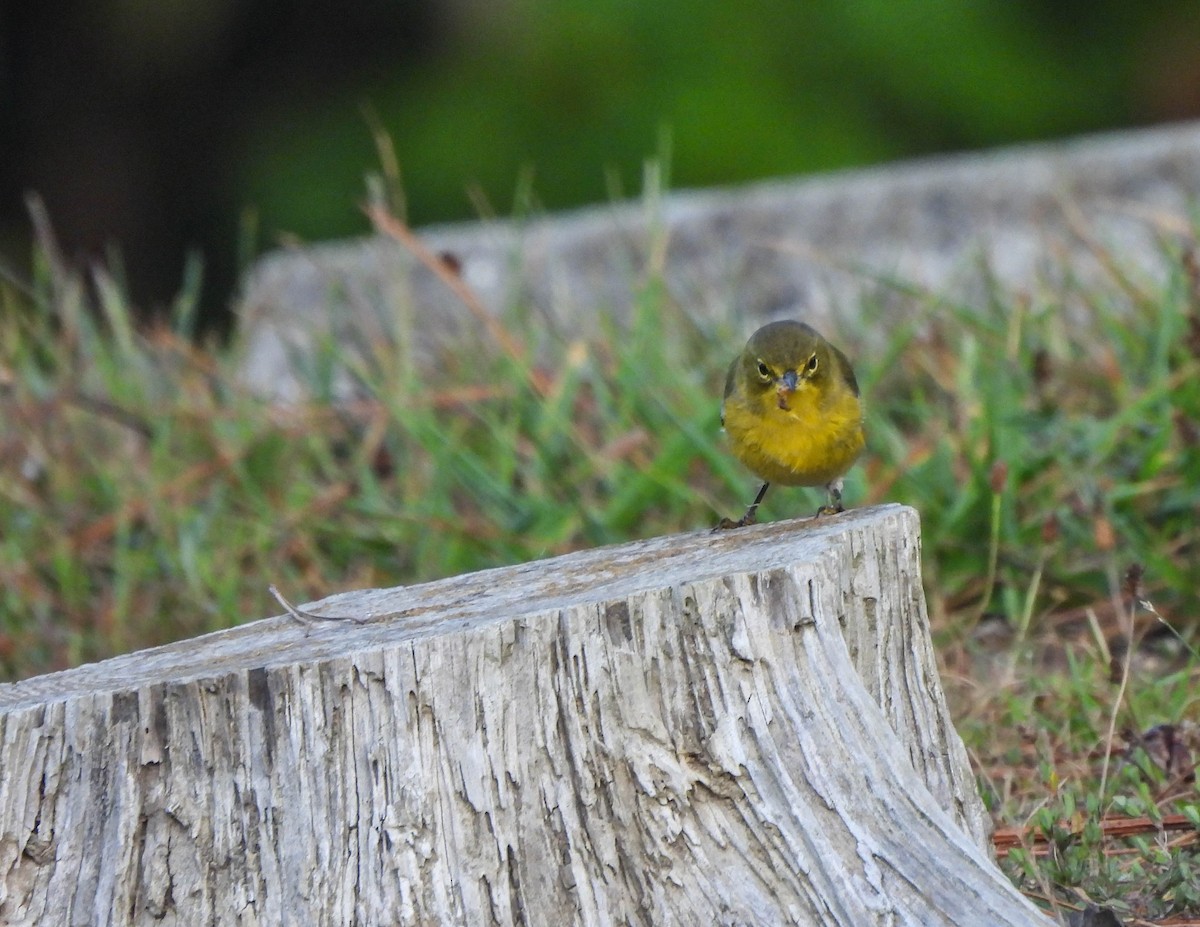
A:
[715,320,865,529]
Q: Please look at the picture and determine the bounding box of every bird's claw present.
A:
[712,511,758,532]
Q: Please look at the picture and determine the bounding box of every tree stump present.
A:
[0,504,1051,926]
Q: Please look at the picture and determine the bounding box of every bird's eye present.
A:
[805,353,819,374]
[755,359,771,381]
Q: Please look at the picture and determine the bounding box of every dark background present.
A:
[4,1,1200,330]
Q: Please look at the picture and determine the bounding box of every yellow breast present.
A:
[722,383,864,487]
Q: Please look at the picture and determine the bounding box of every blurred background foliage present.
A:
[4,0,1200,327]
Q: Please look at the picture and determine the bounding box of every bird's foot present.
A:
[712,510,758,532]
[713,484,768,532]
[814,481,846,517]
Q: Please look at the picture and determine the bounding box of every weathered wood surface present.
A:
[0,504,1050,926]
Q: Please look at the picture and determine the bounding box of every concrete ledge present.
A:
[236,120,1200,398]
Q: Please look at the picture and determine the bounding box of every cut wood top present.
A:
[0,503,918,713]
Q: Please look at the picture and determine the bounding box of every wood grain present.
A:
[0,504,1050,925]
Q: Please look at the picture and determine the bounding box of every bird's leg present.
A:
[714,482,770,531]
[742,482,770,524]
[814,479,845,517]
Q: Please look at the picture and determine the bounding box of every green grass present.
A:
[2,199,1198,920]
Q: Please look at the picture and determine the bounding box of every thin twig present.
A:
[362,202,538,386]
[67,391,154,439]
[1098,567,1142,804]
[1143,596,1200,662]
[269,584,368,627]
[993,813,1197,856]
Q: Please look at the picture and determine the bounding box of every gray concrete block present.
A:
[236,120,1200,399]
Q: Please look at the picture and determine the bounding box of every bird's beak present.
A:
[774,369,799,410]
